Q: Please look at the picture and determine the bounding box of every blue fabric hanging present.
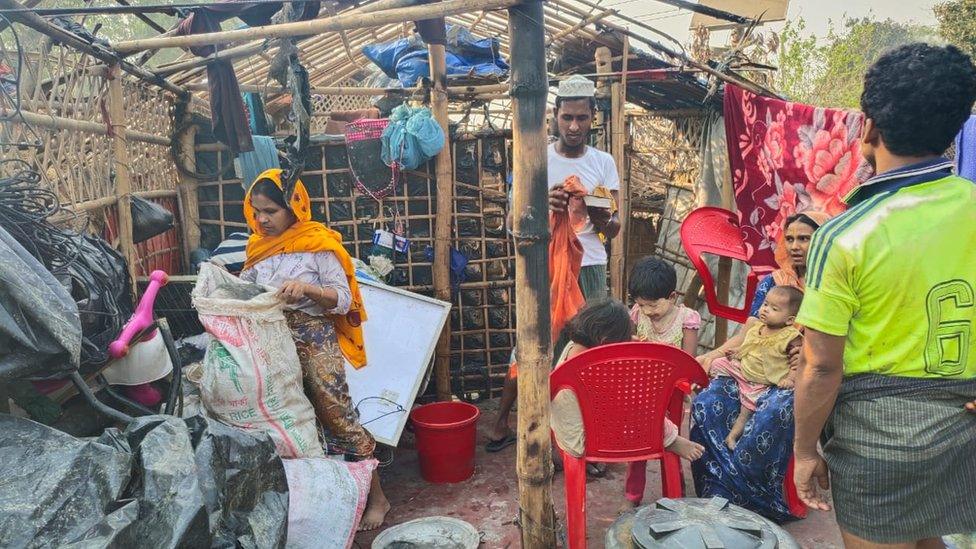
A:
[236,135,280,190]
[955,114,976,181]
[243,92,271,135]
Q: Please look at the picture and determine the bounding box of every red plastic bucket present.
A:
[409,401,481,483]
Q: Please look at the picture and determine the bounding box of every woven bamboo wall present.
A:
[196,134,514,400]
[0,37,185,277]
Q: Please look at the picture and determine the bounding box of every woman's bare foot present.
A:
[358,470,391,531]
[617,499,640,515]
[666,436,705,460]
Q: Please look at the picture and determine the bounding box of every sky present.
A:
[610,0,942,46]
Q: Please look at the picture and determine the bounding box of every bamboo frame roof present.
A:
[150,0,722,113]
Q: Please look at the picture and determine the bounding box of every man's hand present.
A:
[276,280,312,304]
[793,453,832,511]
[587,206,612,229]
[777,376,795,390]
[966,400,976,413]
[549,185,570,213]
[788,343,801,369]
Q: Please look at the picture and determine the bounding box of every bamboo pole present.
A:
[429,39,455,402]
[156,0,425,77]
[545,7,613,46]
[594,46,612,152]
[113,0,524,54]
[182,82,507,97]
[608,35,629,301]
[106,65,139,289]
[0,0,189,98]
[508,2,555,547]
[1,108,171,145]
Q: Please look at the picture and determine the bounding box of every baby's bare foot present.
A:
[724,434,738,451]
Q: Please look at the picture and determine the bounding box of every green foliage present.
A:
[935,0,976,59]
[776,16,937,108]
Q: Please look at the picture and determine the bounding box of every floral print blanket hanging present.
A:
[723,84,873,270]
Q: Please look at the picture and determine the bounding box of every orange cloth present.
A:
[549,175,588,343]
[770,210,832,291]
[243,168,369,369]
[507,176,588,380]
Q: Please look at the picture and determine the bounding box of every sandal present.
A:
[587,463,608,478]
[485,432,517,453]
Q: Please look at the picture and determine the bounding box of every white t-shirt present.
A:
[547,143,620,266]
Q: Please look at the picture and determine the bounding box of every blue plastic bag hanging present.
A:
[381,105,445,170]
[405,108,445,158]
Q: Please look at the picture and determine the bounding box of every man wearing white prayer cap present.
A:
[548,74,620,298]
[486,74,621,452]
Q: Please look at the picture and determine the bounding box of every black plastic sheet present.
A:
[0,225,81,379]
[0,414,288,549]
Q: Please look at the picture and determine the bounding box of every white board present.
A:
[344,277,451,446]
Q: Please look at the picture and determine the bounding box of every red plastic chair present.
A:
[549,342,709,549]
[679,207,759,324]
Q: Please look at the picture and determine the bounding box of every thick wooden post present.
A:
[508,3,556,547]
[593,46,612,152]
[106,65,138,290]
[609,37,630,300]
[176,119,201,268]
[429,39,455,401]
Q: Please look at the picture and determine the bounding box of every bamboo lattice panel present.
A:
[0,37,185,275]
[1,42,114,206]
[122,79,179,194]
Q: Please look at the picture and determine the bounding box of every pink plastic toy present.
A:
[108,270,168,359]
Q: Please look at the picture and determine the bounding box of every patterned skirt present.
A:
[285,310,376,460]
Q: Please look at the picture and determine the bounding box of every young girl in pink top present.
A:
[624,257,704,510]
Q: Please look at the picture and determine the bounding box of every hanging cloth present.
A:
[549,175,587,343]
[955,114,976,181]
[346,118,398,200]
[243,169,369,369]
[723,84,873,270]
[244,92,271,135]
[237,136,281,191]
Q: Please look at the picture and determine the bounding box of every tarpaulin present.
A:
[0,414,288,549]
[362,24,509,87]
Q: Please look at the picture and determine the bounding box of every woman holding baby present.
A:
[689,212,828,522]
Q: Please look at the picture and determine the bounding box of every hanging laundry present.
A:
[236,135,281,190]
[549,176,587,343]
[175,1,320,154]
[954,114,976,181]
[243,92,271,135]
[723,84,873,270]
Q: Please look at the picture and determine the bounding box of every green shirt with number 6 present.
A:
[797,163,976,379]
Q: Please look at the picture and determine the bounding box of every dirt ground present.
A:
[354,398,844,548]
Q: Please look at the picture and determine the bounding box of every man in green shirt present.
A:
[793,44,976,548]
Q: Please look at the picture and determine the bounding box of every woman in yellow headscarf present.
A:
[240,168,389,531]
